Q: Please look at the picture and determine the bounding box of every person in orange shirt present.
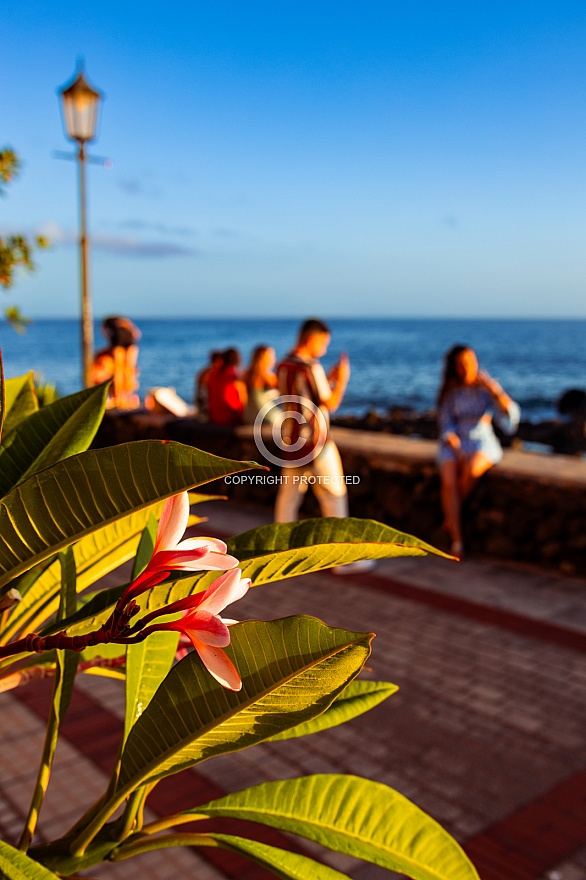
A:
[89,316,141,409]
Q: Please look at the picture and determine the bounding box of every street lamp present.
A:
[57,64,103,388]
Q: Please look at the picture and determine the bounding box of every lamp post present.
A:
[58,64,103,388]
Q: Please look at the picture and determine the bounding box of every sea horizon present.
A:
[1,317,585,426]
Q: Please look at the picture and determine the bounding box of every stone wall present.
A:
[96,413,586,576]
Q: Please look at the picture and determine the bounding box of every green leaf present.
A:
[130,513,157,581]
[49,550,79,735]
[0,382,110,496]
[46,585,126,641]
[1,505,165,644]
[57,546,77,624]
[80,641,126,662]
[83,665,125,680]
[0,440,262,593]
[124,631,179,744]
[118,616,373,793]
[2,372,38,438]
[187,491,227,506]
[195,775,480,880]
[206,833,349,879]
[0,841,62,880]
[143,515,450,614]
[265,680,398,741]
[0,351,5,441]
[113,832,348,880]
[231,517,450,583]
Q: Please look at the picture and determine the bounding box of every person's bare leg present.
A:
[440,460,462,553]
[274,469,308,522]
[459,453,493,501]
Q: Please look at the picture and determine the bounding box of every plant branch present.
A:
[0,656,125,693]
[115,787,149,842]
[0,601,143,660]
[140,811,208,836]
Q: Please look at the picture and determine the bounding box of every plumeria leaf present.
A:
[142,516,450,612]
[230,517,451,578]
[187,491,226,506]
[0,440,263,594]
[264,680,398,741]
[80,642,127,662]
[113,832,347,880]
[2,372,38,439]
[190,776,480,880]
[202,833,348,879]
[83,665,126,681]
[49,550,79,738]
[0,505,166,645]
[37,586,126,643]
[0,382,110,496]
[131,513,157,581]
[116,616,373,794]
[0,840,62,880]
[49,551,79,736]
[0,351,5,442]
[124,631,179,745]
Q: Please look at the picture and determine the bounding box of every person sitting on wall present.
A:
[194,350,223,421]
[207,348,247,425]
[437,344,520,558]
[243,345,279,425]
[89,316,141,409]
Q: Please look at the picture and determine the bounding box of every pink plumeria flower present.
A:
[138,568,251,691]
[121,492,238,602]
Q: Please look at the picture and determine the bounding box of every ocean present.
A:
[1,318,585,423]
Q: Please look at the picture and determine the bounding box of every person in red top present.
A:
[207,348,247,425]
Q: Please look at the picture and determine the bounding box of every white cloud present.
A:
[34,222,196,258]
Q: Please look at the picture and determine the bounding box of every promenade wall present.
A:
[96,412,586,576]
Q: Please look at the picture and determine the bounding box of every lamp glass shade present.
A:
[59,70,102,143]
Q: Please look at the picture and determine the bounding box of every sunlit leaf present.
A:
[0,841,62,880]
[0,440,262,593]
[0,382,110,496]
[2,371,37,438]
[117,616,373,794]
[143,516,451,613]
[1,505,165,644]
[265,680,397,741]
[113,832,347,879]
[124,631,179,745]
[194,775,480,880]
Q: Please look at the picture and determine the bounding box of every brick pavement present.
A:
[1,501,586,880]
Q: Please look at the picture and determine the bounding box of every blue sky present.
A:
[2,1,586,318]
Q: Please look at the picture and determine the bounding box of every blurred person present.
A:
[89,316,141,409]
[194,350,223,421]
[208,348,247,425]
[243,345,279,424]
[437,344,520,557]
